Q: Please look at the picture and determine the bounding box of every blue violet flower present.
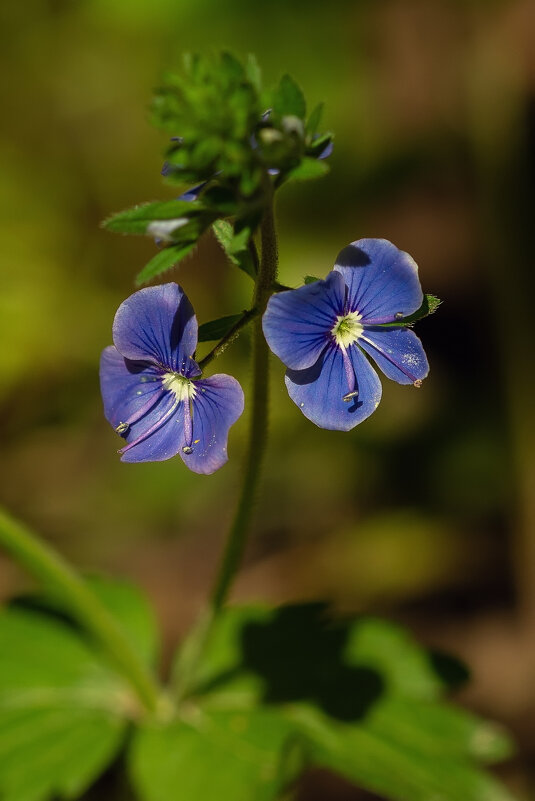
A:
[100,283,244,474]
[262,238,429,430]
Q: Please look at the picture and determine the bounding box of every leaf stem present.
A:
[0,506,161,715]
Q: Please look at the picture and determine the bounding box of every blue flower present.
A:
[262,238,429,431]
[100,283,244,474]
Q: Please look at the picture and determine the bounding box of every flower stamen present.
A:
[331,311,363,348]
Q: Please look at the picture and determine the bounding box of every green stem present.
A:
[198,307,259,372]
[0,506,160,715]
[175,193,278,698]
[210,193,278,611]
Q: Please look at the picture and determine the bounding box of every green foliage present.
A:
[170,604,516,801]
[212,219,257,278]
[136,243,197,286]
[130,709,300,801]
[198,313,245,343]
[102,200,206,235]
[104,53,332,283]
[0,577,160,801]
[272,74,307,120]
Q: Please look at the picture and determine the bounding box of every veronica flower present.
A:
[100,283,244,474]
[262,238,429,431]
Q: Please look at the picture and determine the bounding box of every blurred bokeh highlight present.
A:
[1,0,534,798]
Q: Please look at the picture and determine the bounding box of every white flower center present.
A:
[331,311,363,348]
[162,372,196,402]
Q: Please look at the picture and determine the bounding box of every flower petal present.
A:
[181,374,245,475]
[334,239,423,323]
[100,347,186,463]
[358,327,429,385]
[112,283,200,374]
[262,272,346,370]
[285,343,382,431]
[99,346,164,428]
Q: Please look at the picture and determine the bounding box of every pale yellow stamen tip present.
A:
[331,311,363,348]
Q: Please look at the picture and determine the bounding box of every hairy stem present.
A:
[175,193,278,698]
[0,507,161,715]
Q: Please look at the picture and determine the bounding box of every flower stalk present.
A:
[175,191,278,699]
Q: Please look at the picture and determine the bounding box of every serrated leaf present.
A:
[306,103,324,137]
[198,314,244,343]
[103,200,203,235]
[289,705,517,801]
[0,609,127,801]
[212,220,256,278]
[286,157,329,182]
[273,74,306,120]
[135,242,196,286]
[130,708,301,801]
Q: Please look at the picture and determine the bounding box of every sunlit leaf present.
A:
[103,200,204,235]
[286,157,329,182]
[130,708,302,801]
[273,74,306,120]
[135,243,196,286]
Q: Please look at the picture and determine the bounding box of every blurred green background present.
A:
[1,0,534,798]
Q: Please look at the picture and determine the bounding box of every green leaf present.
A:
[304,275,320,285]
[176,604,519,801]
[286,157,329,182]
[135,243,196,286]
[289,705,517,801]
[198,313,244,343]
[212,220,256,279]
[86,576,159,668]
[273,74,306,120]
[306,103,324,137]
[245,54,262,92]
[380,294,442,327]
[103,200,203,235]
[130,708,301,801]
[0,608,127,801]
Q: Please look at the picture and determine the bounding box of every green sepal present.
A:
[285,157,329,183]
[304,275,320,285]
[135,242,196,286]
[103,200,204,235]
[272,74,306,120]
[198,313,244,343]
[379,294,442,327]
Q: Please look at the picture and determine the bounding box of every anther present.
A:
[115,422,129,436]
[182,445,194,455]
[395,312,404,320]
[342,390,359,402]
[413,379,422,388]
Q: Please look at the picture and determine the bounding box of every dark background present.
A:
[1,1,534,797]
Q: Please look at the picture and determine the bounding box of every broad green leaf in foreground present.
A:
[103,200,205,235]
[0,578,160,801]
[130,708,302,801]
[175,604,517,801]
